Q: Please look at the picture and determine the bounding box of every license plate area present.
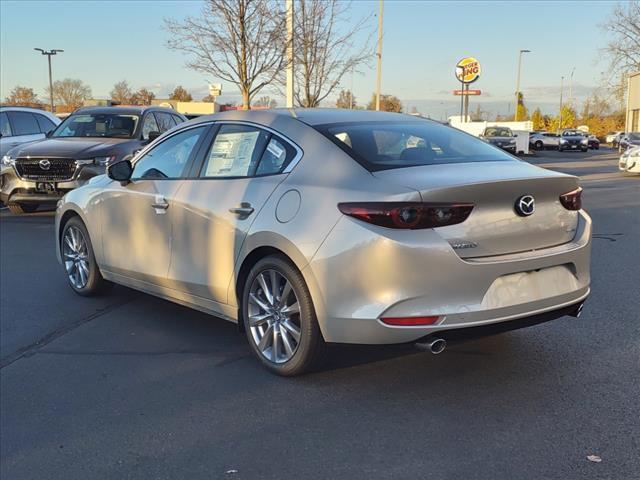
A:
[35,182,56,193]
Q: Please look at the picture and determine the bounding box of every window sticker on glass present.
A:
[204,130,260,177]
[266,140,285,160]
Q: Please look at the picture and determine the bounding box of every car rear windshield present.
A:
[314,121,515,171]
[52,113,139,138]
[484,127,512,137]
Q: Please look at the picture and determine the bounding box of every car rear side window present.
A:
[316,121,515,171]
[200,124,270,178]
[133,126,206,180]
[8,112,40,136]
[154,112,175,133]
[35,114,56,134]
[0,112,12,137]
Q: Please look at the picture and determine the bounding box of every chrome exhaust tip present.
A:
[570,302,585,318]
[415,338,447,355]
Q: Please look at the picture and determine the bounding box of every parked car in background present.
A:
[618,132,640,152]
[606,131,623,146]
[619,146,640,174]
[529,131,560,150]
[586,134,600,150]
[559,130,588,152]
[55,109,591,376]
[480,126,517,153]
[0,106,60,157]
[1,106,186,214]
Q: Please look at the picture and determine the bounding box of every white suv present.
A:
[0,106,60,157]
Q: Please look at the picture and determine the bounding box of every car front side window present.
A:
[133,126,206,180]
[8,112,39,136]
[0,112,12,137]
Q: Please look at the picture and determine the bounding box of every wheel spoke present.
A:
[258,324,274,352]
[64,235,75,252]
[77,262,87,286]
[280,280,292,304]
[281,329,295,357]
[249,293,271,312]
[270,270,279,301]
[281,320,301,342]
[79,260,90,280]
[282,301,299,315]
[272,326,280,362]
[64,260,74,273]
[257,273,273,305]
[249,312,271,327]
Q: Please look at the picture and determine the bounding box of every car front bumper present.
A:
[0,164,103,205]
[306,210,592,345]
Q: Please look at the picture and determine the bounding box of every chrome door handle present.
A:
[229,202,254,218]
[151,195,169,213]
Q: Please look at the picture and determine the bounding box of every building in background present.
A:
[627,71,640,132]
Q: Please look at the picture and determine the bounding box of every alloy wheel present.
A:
[63,226,90,289]
[248,269,302,364]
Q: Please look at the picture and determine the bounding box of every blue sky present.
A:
[0,0,618,119]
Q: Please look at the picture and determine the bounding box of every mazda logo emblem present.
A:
[39,159,51,171]
[515,195,535,216]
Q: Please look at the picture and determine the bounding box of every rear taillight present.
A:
[337,202,474,229]
[559,187,582,211]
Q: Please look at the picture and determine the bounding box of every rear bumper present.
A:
[306,210,592,345]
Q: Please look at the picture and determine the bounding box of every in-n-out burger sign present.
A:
[455,57,481,84]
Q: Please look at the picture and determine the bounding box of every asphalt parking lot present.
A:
[1,147,639,479]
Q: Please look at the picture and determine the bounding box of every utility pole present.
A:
[514,49,530,122]
[375,0,384,111]
[559,75,565,131]
[34,48,63,113]
[285,0,294,108]
[350,67,354,109]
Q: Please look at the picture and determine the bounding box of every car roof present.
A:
[187,108,431,127]
[72,106,181,116]
[0,105,52,114]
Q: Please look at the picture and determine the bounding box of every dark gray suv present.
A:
[1,106,186,214]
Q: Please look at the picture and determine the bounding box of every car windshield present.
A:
[315,121,515,171]
[52,113,139,138]
[484,127,512,137]
[562,131,583,137]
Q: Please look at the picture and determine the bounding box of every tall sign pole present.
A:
[514,49,530,122]
[375,0,384,111]
[285,0,294,108]
[455,57,481,123]
[559,75,565,130]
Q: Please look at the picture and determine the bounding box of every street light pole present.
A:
[559,75,565,131]
[375,0,384,111]
[514,49,530,122]
[34,48,64,113]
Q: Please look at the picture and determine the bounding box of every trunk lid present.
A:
[373,161,580,258]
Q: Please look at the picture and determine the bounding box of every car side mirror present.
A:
[147,131,161,143]
[107,160,133,185]
[45,130,54,138]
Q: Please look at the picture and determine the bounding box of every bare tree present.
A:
[335,89,356,109]
[165,0,286,110]
[47,79,92,111]
[130,88,156,105]
[293,0,372,107]
[253,95,277,108]
[4,86,41,107]
[169,85,193,102]
[600,1,640,105]
[110,80,133,104]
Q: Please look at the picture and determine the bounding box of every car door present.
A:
[98,124,209,284]
[168,122,300,305]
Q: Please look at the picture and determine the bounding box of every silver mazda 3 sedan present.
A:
[55,109,591,375]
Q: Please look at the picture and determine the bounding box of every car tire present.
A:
[559,147,564,152]
[581,147,588,152]
[61,216,110,296]
[595,144,599,150]
[534,141,544,150]
[242,255,326,376]
[7,203,38,214]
